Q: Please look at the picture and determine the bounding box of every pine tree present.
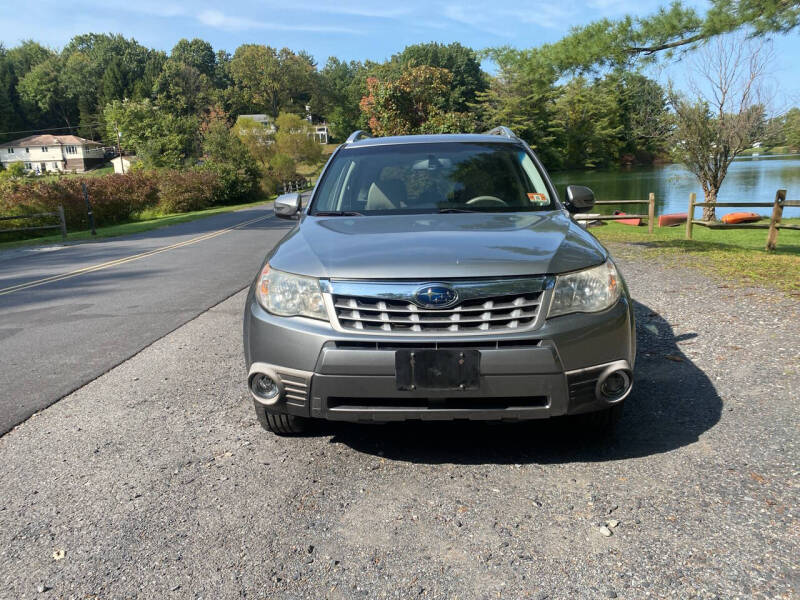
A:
[100,57,126,106]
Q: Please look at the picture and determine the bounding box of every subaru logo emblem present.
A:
[414,284,459,309]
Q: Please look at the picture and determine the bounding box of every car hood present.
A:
[267,211,607,279]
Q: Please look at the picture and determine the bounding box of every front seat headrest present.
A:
[366,180,407,210]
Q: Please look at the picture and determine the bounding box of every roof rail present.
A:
[484,126,517,139]
[345,130,372,143]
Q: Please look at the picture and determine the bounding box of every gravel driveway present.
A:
[0,244,798,600]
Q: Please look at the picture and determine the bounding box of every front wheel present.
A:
[254,403,309,435]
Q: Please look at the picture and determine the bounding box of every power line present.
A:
[0,123,106,137]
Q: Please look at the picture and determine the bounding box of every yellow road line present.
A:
[0,213,273,297]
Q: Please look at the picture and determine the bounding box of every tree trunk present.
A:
[702,187,718,221]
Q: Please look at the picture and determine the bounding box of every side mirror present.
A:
[564,185,596,214]
[275,192,302,219]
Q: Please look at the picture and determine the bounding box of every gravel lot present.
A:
[0,244,798,600]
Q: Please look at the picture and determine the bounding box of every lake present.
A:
[549,154,800,219]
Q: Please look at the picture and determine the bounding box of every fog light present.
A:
[598,370,631,401]
[251,373,279,400]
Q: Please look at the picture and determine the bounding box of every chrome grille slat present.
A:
[336,311,538,324]
[332,290,542,334]
[333,299,541,313]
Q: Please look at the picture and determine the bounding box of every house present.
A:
[237,114,276,133]
[111,155,140,174]
[312,124,329,144]
[0,134,105,174]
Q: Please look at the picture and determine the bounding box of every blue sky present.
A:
[1,0,799,99]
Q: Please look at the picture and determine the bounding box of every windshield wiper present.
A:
[437,207,479,213]
[313,211,364,217]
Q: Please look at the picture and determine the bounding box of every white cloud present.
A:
[294,3,412,18]
[196,9,361,33]
[442,2,575,34]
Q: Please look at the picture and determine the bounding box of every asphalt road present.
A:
[0,243,797,599]
[0,203,295,434]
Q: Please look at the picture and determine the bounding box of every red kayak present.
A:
[722,212,761,224]
[613,210,641,226]
[658,213,687,227]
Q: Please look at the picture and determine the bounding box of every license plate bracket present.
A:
[395,349,480,391]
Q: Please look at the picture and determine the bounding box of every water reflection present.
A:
[550,155,800,218]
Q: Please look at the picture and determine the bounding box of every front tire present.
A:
[254,402,308,435]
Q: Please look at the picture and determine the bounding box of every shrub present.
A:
[0,171,161,231]
[197,161,260,206]
[0,162,262,239]
[156,170,216,213]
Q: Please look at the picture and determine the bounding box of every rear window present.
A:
[310,142,554,215]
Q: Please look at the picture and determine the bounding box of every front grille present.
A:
[327,397,548,410]
[333,340,541,350]
[332,291,543,334]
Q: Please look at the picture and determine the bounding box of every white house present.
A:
[237,114,276,132]
[312,124,329,144]
[111,155,140,174]
[0,134,105,174]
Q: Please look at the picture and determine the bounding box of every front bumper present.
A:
[243,292,635,422]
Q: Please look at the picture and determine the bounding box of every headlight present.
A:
[255,265,328,320]
[548,260,621,318]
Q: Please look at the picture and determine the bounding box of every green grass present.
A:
[36,164,115,182]
[593,218,800,293]
[296,145,337,180]
[0,196,275,251]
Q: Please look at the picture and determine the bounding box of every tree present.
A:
[131,51,166,100]
[62,34,150,99]
[171,38,216,77]
[475,49,561,166]
[318,57,367,140]
[390,42,487,112]
[6,40,52,77]
[17,56,74,126]
[274,112,322,165]
[360,65,473,136]
[100,57,126,105]
[0,161,26,180]
[232,117,275,172]
[153,59,213,116]
[490,0,799,78]
[551,76,624,169]
[614,71,671,161]
[104,99,198,168]
[281,49,318,114]
[669,36,773,220]
[0,46,25,141]
[784,107,800,149]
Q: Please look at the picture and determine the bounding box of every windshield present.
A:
[310,142,555,215]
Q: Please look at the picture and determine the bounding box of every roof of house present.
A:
[0,134,102,148]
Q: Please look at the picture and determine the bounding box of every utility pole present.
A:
[114,123,125,174]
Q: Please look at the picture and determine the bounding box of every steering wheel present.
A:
[466,195,507,207]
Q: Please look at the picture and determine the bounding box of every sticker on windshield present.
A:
[528,192,548,205]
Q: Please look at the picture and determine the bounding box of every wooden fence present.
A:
[686,189,800,251]
[576,193,656,233]
[279,178,312,194]
[0,205,67,241]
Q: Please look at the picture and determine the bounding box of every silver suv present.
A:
[243,128,635,435]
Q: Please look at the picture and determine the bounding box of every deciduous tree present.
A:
[104,99,198,168]
[669,36,773,220]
